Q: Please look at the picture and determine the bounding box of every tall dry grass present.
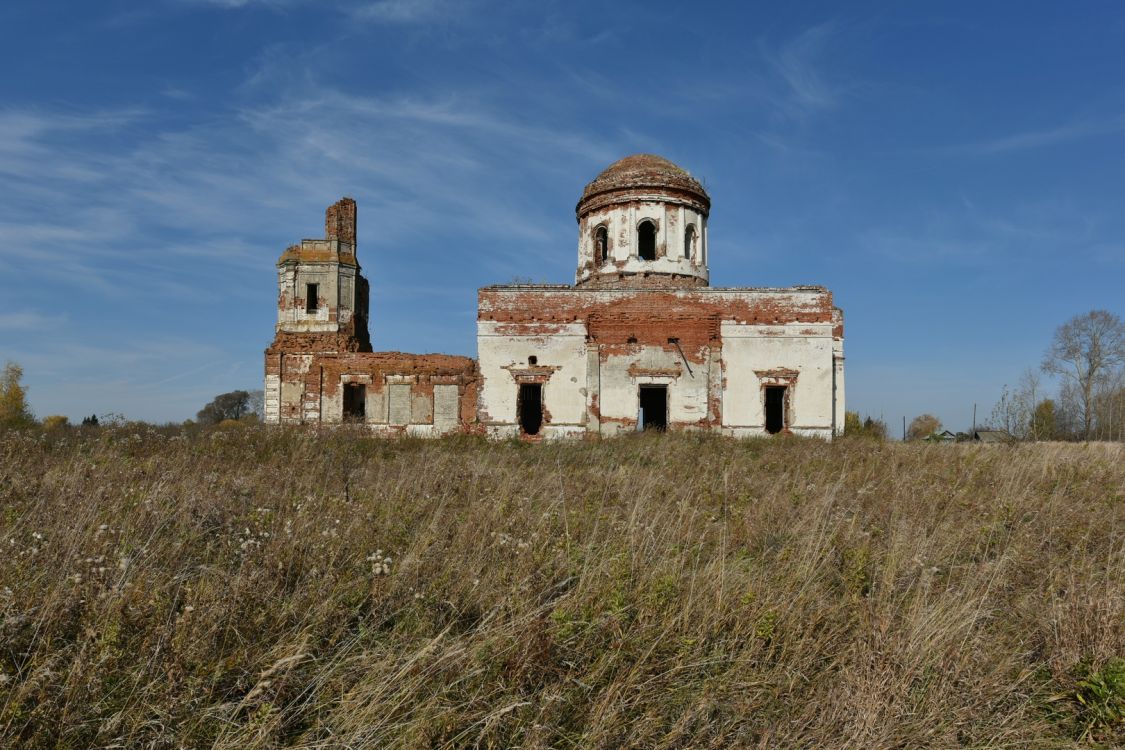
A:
[0,428,1122,748]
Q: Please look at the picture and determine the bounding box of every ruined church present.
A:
[264,154,845,438]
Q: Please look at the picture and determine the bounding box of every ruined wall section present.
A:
[719,321,836,438]
[477,285,841,438]
[832,307,846,438]
[477,320,590,439]
[267,350,479,434]
[265,198,477,432]
[272,197,371,350]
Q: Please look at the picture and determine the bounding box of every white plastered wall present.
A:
[578,199,709,285]
[477,321,589,438]
[594,343,711,436]
[720,322,836,438]
[264,372,281,424]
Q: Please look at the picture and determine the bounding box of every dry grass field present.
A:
[0,428,1122,749]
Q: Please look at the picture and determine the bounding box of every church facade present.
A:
[264,155,845,439]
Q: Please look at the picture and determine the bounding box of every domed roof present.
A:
[579,154,709,209]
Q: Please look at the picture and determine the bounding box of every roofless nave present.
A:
[264,154,845,438]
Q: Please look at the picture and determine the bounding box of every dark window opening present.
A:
[684,225,696,262]
[343,383,366,422]
[518,383,543,435]
[638,221,656,261]
[594,226,608,264]
[528,355,538,365]
[305,283,319,314]
[765,386,787,434]
[627,336,638,344]
[639,385,668,431]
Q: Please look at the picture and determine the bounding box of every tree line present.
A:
[0,363,263,430]
[878,309,1125,442]
[986,309,1124,441]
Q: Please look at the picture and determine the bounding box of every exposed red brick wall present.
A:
[479,288,833,378]
[576,272,707,290]
[577,154,710,217]
[479,288,834,328]
[325,197,357,246]
[267,331,370,354]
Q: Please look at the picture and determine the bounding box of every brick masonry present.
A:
[264,157,845,439]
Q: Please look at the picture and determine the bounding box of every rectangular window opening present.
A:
[518,383,543,436]
[639,385,668,431]
[305,283,319,314]
[765,386,787,434]
[343,383,365,422]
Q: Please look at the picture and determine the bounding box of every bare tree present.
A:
[1092,368,1125,441]
[1041,310,1125,440]
[988,368,1043,439]
[247,390,265,421]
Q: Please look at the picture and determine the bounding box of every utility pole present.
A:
[903,415,907,441]
[972,403,977,435]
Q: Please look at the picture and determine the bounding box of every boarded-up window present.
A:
[433,385,460,432]
[388,384,411,425]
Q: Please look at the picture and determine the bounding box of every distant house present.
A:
[972,429,1013,444]
[925,430,957,442]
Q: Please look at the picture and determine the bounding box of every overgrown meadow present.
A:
[1,428,1122,748]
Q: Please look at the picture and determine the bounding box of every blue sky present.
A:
[1,0,1122,430]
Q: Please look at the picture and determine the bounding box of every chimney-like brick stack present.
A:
[325,197,357,247]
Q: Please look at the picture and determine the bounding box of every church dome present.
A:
[574,154,711,289]
[577,154,710,216]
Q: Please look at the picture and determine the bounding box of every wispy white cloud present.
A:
[179,0,460,22]
[944,114,1125,155]
[858,198,1108,268]
[177,0,294,8]
[0,78,623,314]
[350,0,451,23]
[760,22,848,118]
[0,312,67,331]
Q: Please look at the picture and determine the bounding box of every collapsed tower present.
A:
[264,198,478,432]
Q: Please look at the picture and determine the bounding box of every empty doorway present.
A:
[639,385,668,431]
[764,386,786,434]
[518,383,543,435]
[343,383,366,422]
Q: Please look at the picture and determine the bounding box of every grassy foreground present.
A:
[0,428,1122,749]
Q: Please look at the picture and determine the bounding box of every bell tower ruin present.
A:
[264,197,478,429]
[271,197,371,354]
